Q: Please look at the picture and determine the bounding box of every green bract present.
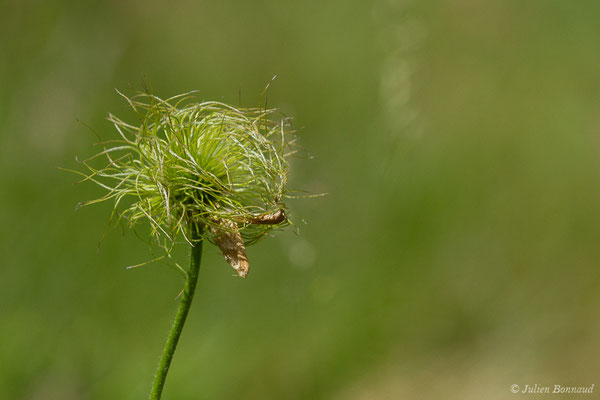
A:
[76,91,294,267]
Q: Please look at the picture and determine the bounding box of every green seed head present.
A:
[74,90,296,276]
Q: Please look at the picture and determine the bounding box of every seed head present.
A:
[74,90,296,276]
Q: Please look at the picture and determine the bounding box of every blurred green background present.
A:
[2,0,600,399]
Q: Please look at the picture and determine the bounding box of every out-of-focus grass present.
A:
[2,0,600,399]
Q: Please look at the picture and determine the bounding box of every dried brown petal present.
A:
[245,209,287,225]
[211,220,249,278]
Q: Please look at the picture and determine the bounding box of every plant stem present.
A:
[150,226,203,399]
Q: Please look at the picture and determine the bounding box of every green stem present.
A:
[150,226,203,400]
